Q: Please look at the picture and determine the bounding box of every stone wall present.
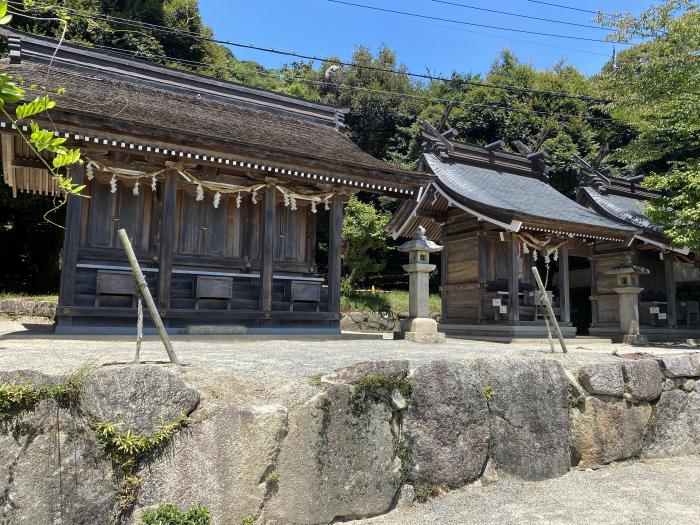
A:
[1,354,699,524]
[0,299,56,318]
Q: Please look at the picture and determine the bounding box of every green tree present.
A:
[342,197,391,285]
[595,2,700,251]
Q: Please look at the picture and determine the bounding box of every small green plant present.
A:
[94,413,190,511]
[481,384,495,402]
[352,374,412,413]
[308,373,324,387]
[413,482,444,503]
[0,365,92,420]
[241,515,255,525]
[265,469,280,485]
[141,502,211,525]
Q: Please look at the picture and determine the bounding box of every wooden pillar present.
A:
[440,240,448,322]
[157,171,177,309]
[477,232,489,323]
[507,234,520,323]
[259,184,277,323]
[589,242,599,326]
[664,254,677,327]
[327,194,344,318]
[57,164,85,327]
[558,245,571,324]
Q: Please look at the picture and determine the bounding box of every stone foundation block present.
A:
[570,397,652,467]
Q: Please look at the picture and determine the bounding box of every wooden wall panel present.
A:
[446,237,479,283]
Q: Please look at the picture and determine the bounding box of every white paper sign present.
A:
[499,305,508,314]
[492,298,501,306]
[650,307,660,314]
[658,313,667,320]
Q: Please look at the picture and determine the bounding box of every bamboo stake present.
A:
[532,266,568,354]
[117,228,180,365]
[134,297,143,363]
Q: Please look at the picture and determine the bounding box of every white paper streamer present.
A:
[151,174,157,192]
[213,191,221,209]
[86,163,94,181]
[132,180,139,196]
[195,183,204,201]
[109,174,117,193]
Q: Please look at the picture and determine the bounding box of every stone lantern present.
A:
[397,226,445,344]
[605,259,650,345]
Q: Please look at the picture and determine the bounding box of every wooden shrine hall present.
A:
[0,29,430,334]
[576,157,700,341]
[388,130,637,341]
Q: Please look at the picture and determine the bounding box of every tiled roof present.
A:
[425,154,636,233]
[579,187,663,233]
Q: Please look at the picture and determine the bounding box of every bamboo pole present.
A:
[134,297,143,363]
[532,266,568,354]
[117,228,180,365]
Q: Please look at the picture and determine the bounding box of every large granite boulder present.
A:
[404,361,489,487]
[471,358,570,481]
[262,384,402,524]
[643,390,700,458]
[578,363,624,397]
[570,397,652,467]
[0,401,117,524]
[135,404,288,525]
[622,360,662,403]
[80,365,200,434]
[656,355,700,378]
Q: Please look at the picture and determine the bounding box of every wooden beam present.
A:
[327,194,344,320]
[507,234,520,323]
[558,245,571,324]
[665,255,677,327]
[57,164,85,327]
[157,171,177,309]
[259,184,277,323]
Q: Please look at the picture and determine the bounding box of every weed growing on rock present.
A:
[93,412,190,512]
[351,374,412,414]
[0,366,92,420]
[141,502,211,524]
[265,469,280,485]
[481,384,495,402]
[413,481,445,503]
[308,373,324,387]
[241,515,255,525]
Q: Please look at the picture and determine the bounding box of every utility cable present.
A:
[326,0,630,44]
[431,0,614,31]
[9,0,610,103]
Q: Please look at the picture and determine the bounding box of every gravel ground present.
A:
[358,456,700,525]
[1,316,698,406]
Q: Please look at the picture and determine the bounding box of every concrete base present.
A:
[184,325,248,335]
[440,323,577,343]
[616,334,649,345]
[590,325,700,344]
[396,331,447,344]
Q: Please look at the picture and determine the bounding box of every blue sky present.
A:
[199,0,648,78]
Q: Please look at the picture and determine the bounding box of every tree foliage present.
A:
[342,197,391,285]
[595,2,700,251]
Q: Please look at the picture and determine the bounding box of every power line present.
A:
[49,38,622,124]
[326,0,629,44]
[10,0,610,103]
[525,0,603,16]
[431,0,614,31]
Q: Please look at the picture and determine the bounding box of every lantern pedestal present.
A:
[606,262,650,345]
[396,226,445,344]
